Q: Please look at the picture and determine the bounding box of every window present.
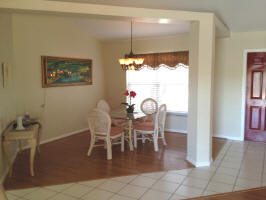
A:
[126,64,188,113]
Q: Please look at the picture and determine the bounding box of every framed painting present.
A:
[41,56,92,88]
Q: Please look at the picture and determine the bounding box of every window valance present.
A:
[135,51,189,70]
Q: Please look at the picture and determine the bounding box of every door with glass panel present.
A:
[245,52,266,142]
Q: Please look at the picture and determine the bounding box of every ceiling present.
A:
[51,0,266,32]
[66,18,189,40]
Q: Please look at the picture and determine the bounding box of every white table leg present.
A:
[128,120,134,151]
[28,139,37,176]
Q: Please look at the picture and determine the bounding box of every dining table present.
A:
[110,110,144,151]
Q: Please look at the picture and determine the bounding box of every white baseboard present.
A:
[165,128,187,134]
[0,148,19,184]
[40,128,89,145]
[213,133,243,141]
[186,156,212,167]
[22,128,89,150]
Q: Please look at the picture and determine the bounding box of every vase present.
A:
[126,105,134,114]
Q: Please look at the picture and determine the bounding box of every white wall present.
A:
[102,35,189,132]
[214,31,266,140]
[0,13,17,182]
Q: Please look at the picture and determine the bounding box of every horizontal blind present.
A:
[126,65,188,112]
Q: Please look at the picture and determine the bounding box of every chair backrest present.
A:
[96,99,111,113]
[157,104,167,130]
[88,108,111,138]
[140,98,158,115]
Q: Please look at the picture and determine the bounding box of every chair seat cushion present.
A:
[135,122,155,131]
[112,119,127,125]
[110,127,124,136]
[136,115,153,123]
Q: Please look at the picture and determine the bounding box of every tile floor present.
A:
[6,139,266,200]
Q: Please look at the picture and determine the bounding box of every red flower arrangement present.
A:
[122,90,137,113]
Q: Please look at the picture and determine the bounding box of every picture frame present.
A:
[41,56,93,88]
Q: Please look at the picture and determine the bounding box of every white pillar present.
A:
[187,19,216,167]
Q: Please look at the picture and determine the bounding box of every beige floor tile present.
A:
[182,177,209,189]
[130,176,156,187]
[79,179,106,187]
[6,193,20,200]
[206,181,234,193]
[202,190,219,196]
[118,184,148,199]
[233,185,249,191]
[151,180,180,193]
[235,177,261,188]
[141,172,166,180]
[44,183,74,192]
[97,180,126,193]
[161,173,186,183]
[109,194,136,200]
[23,188,57,200]
[62,183,93,198]
[7,187,40,197]
[168,194,187,200]
[81,189,114,200]
[111,175,138,184]
[211,173,236,185]
[49,193,78,200]
[188,170,213,180]
[175,185,203,198]
[168,169,192,176]
[140,189,172,200]
[216,167,239,176]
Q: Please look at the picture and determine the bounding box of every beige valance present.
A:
[135,51,189,69]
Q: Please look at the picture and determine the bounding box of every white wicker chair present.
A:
[87,108,124,160]
[139,98,158,122]
[96,99,111,113]
[96,99,127,127]
[134,104,167,151]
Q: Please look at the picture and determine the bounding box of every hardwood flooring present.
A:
[4,132,226,190]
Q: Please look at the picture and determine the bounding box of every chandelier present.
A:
[118,20,144,70]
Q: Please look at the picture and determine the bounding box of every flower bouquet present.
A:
[122,90,137,114]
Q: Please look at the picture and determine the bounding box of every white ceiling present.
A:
[67,18,189,40]
[51,0,266,32]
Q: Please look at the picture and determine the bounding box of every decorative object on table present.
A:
[118,20,144,71]
[16,116,25,131]
[41,56,92,88]
[24,112,30,121]
[122,90,137,115]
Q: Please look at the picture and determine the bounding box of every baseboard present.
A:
[0,148,19,184]
[22,128,89,150]
[186,156,212,167]
[213,133,243,141]
[165,128,187,134]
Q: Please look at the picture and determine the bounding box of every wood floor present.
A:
[4,132,226,190]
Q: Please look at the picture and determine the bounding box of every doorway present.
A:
[245,52,266,142]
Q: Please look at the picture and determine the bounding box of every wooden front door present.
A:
[245,52,266,142]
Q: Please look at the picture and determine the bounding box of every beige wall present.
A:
[214,31,266,140]
[11,13,106,141]
[0,13,17,182]
[102,35,189,131]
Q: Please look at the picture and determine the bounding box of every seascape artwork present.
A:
[41,56,92,87]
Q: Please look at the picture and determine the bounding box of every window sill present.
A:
[167,111,188,117]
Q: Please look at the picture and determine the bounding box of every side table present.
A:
[2,122,40,177]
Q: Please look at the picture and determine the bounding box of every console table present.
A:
[2,121,40,177]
